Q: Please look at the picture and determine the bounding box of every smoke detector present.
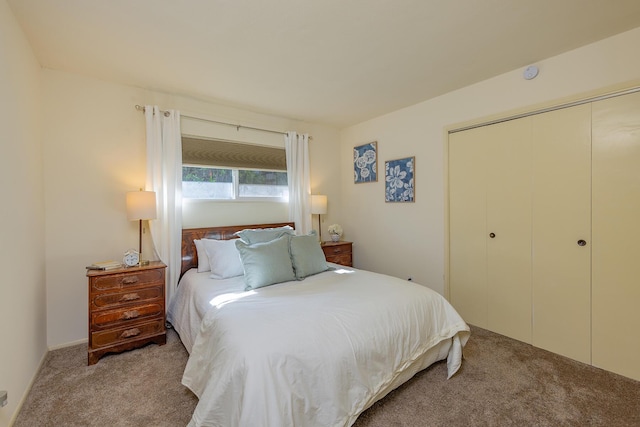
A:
[523,65,539,80]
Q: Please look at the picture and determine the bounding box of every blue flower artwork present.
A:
[385,157,415,202]
[353,142,377,183]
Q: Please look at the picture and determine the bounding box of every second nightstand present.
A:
[321,241,353,267]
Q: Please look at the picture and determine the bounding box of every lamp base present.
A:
[138,219,151,267]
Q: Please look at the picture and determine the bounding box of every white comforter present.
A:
[170,266,469,427]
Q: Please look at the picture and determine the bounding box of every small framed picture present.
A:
[385,156,415,203]
[354,141,377,183]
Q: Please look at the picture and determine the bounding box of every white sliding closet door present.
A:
[531,104,592,364]
[449,119,532,343]
[485,119,532,343]
[449,126,489,328]
[592,91,640,381]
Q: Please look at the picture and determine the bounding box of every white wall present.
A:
[182,200,290,229]
[0,2,46,425]
[340,26,640,295]
[42,69,341,348]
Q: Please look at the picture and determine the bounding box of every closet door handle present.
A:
[577,239,587,246]
[489,233,496,238]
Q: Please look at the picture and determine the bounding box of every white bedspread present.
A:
[171,266,470,427]
[167,269,244,354]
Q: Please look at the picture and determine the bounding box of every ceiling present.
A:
[8,0,640,128]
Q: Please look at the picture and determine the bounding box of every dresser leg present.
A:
[88,352,99,366]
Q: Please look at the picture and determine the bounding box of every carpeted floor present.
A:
[14,325,640,426]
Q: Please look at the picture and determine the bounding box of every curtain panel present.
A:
[285,131,311,234]
[145,105,183,305]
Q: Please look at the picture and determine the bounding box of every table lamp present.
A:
[311,195,327,241]
[126,189,157,265]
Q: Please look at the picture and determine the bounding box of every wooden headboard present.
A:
[181,222,295,277]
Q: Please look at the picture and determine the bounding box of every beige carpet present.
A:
[14,325,640,426]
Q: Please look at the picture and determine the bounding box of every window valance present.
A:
[182,137,286,171]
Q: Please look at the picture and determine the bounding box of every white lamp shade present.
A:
[126,191,157,221]
[311,195,328,214]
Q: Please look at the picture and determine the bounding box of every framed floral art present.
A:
[385,156,415,202]
[353,141,377,183]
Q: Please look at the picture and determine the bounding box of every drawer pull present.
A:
[120,328,141,339]
[333,248,342,253]
[121,310,140,320]
[119,293,141,302]
[122,276,139,285]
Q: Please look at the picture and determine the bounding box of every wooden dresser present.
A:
[321,241,353,267]
[86,261,166,365]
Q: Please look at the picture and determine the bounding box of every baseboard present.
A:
[48,338,88,351]
[8,349,48,427]
[9,338,89,425]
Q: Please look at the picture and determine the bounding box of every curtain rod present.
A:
[135,104,305,138]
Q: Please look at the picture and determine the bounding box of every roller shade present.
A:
[182,137,286,171]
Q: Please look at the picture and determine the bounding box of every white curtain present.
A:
[285,131,312,234]
[145,105,182,305]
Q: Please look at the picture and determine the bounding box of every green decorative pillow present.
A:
[235,226,295,244]
[289,231,330,279]
[235,235,296,290]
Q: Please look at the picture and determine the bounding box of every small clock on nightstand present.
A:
[321,241,353,267]
[123,248,140,267]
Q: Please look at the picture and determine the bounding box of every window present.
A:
[238,169,288,198]
[182,166,233,199]
[182,137,288,201]
[182,165,288,200]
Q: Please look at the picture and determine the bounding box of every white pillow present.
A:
[202,238,244,279]
[194,239,211,272]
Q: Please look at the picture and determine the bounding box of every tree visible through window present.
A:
[183,167,232,182]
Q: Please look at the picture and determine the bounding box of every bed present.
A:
[168,223,470,427]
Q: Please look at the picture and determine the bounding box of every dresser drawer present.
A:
[91,302,164,329]
[328,253,352,266]
[91,319,165,349]
[324,245,351,256]
[91,286,163,310]
[91,268,164,292]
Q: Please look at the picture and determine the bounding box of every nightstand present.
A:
[321,241,353,267]
[86,261,167,365]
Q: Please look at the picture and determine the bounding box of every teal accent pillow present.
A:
[289,231,330,279]
[235,226,294,244]
[235,235,296,290]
